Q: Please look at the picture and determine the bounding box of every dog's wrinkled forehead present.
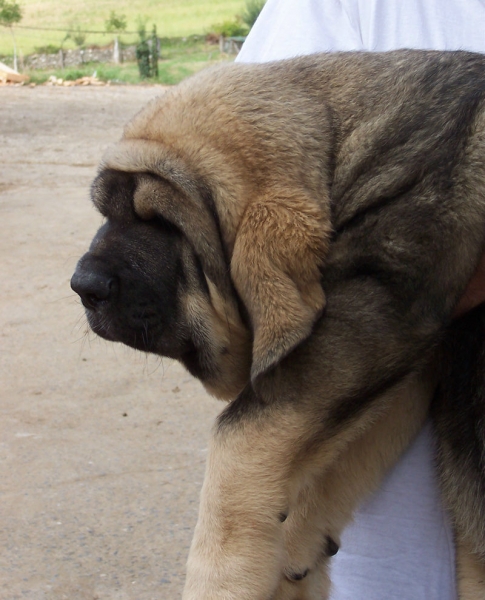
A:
[91,168,174,224]
[91,169,138,220]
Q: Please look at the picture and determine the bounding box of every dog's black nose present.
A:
[71,268,117,310]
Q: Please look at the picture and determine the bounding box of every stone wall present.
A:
[3,36,236,72]
[25,45,137,70]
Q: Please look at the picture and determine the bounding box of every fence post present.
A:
[113,36,120,64]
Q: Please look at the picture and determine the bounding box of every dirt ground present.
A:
[0,84,223,599]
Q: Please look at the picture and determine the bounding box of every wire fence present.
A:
[13,24,141,35]
[0,23,157,58]
[0,22,211,59]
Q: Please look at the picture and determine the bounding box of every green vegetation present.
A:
[25,37,231,86]
[0,0,21,26]
[105,11,127,35]
[0,0,245,56]
[241,0,266,28]
[211,0,265,38]
[33,43,59,54]
[210,19,248,38]
[135,22,160,79]
[0,0,22,69]
[0,0,265,85]
[64,23,86,50]
[136,23,152,79]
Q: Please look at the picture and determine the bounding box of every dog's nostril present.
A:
[71,270,117,310]
[85,291,107,308]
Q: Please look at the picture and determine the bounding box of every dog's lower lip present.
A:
[87,315,161,352]
[90,322,150,351]
[89,319,116,341]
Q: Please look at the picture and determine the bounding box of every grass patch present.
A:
[26,64,139,85]
[0,0,246,56]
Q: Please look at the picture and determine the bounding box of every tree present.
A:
[136,23,151,79]
[105,10,127,34]
[241,0,266,29]
[0,0,22,71]
[135,20,159,80]
[150,24,159,78]
[70,24,86,49]
[212,0,265,44]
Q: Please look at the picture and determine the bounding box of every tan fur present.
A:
[457,540,485,600]
[73,51,485,598]
[232,189,330,378]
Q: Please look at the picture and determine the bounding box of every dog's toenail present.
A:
[326,536,339,556]
[279,512,288,522]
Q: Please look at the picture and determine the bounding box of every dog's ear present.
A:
[102,140,331,382]
[231,189,331,381]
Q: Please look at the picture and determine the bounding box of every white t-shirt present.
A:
[238,0,485,62]
[237,1,485,598]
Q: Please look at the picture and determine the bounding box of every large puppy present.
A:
[71,50,485,599]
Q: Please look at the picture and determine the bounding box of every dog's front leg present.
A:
[272,369,433,600]
[183,372,433,600]
[183,394,317,600]
[457,539,485,600]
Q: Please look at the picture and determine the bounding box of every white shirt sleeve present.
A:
[234,0,485,597]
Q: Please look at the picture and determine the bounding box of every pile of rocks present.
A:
[44,74,107,86]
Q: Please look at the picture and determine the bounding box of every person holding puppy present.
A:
[237,1,485,598]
